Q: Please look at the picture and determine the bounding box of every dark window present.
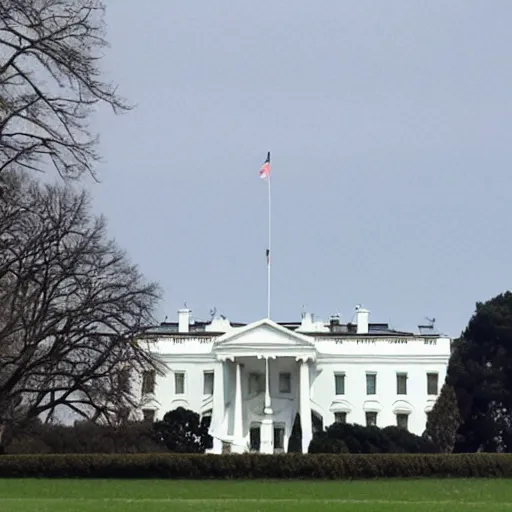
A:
[427,373,438,395]
[334,412,347,424]
[396,413,408,430]
[118,369,130,393]
[250,426,261,451]
[335,373,345,395]
[366,411,377,426]
[279,372,291,393]
[397,373,407,395]
[142,370,156,395]
[273,426,285,451]
[203,371,214,395]
[174,372,185,394]
[366,374,376,395]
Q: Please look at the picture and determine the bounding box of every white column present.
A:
[264,356,273,415]
[231,361,244,453]
[260,355,274,454]
[209,359,225,453]
[299,358,312,454]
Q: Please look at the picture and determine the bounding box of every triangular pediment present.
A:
[214,318,315,349]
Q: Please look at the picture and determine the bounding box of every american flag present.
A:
[259,152,270,180]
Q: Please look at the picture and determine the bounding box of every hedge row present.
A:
[1,453,512,479]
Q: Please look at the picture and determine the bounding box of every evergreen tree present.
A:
[443,292,512,452]
[287,413,302,452]
[425,384,461,452]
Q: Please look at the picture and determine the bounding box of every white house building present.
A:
[137,306,451,454]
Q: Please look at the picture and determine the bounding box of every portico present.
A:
[208,318,317,454]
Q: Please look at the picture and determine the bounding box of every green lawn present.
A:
[0,478,511,511]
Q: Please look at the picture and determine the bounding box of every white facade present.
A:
[137,307,451,454]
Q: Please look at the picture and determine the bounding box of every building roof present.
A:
[141,319,426,338]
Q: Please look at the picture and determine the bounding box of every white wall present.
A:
[140,332,451,440]
[312,360,447,435]
[144,357,216,420]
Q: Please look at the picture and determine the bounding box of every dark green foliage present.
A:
[309,422,438,454]
[153,407,212,454]
[6,421,164,454]
[200,415,213,450]
[308,434,349,454]
[287,413,302,453]
[0,453,511,479]
[425,385,461,453]
[6,407,213,455]
[442,292,512,452]
[381,426,438,453]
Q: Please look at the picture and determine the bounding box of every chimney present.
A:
[355,305,369,334]
[178,307,191,333]
[329,314,340,331]
[298,312,314,332]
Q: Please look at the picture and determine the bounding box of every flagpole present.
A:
[267,171,272,319]
[259,151,272,319]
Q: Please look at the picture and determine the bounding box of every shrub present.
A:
[7,421,164,454]
[309,422,439,454]
[153,407,212,453]
[7,407,212,455]
[0,453,511,479]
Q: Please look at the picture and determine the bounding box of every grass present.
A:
[0,478,512,511]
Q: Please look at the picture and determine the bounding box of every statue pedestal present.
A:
[260,417,274,454]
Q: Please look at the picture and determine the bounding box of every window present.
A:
[427,373,439,395]
[396,413,408,430]
[118,368,130,393]
[279,372,291,393]
[366,373,376,395]
[312,412,323,434]
[142,409,155,423]
[334,412,347,424]
[203,371,214,395]
[397,373,407,395]
[250,426,261,451]
[334,373,345,395]
[174,372,185,394]
[141,370,156,395]
[249,373,264,394]
[366,411,377,426]
[273,426,285,451]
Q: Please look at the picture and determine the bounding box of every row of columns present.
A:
[210,355,313,454]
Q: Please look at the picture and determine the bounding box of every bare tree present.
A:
[0,0,129,181]
[0,171,160,451]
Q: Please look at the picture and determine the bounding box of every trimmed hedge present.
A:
[1,453,512,479]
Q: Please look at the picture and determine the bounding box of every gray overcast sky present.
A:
[91,1,512,337]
